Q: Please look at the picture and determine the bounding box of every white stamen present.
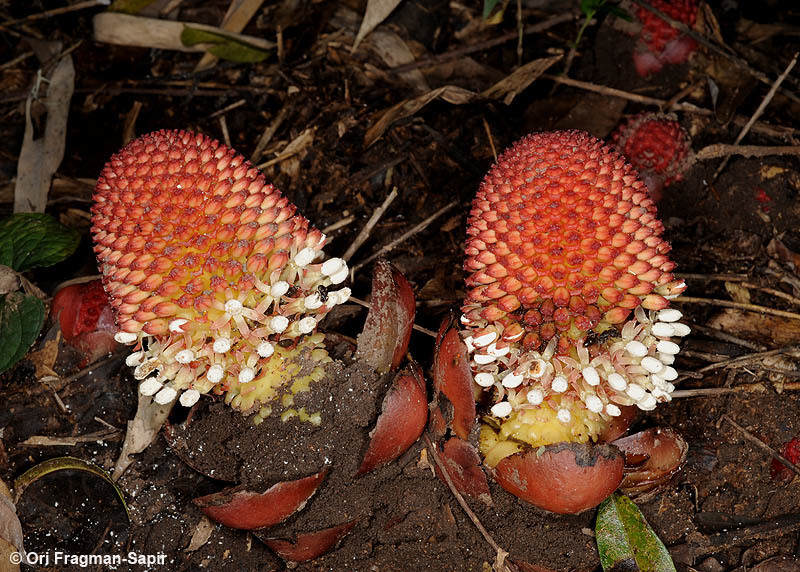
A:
[504,329,524,341]
[271,281,290,298]
[625,340,648,357]
[658,352,675,365]
[487,343,510,358]
[651,374,666,387]
[460,314,471,325]
[474,372,495,387]
[551,376,568,393]
[473,353,496,365]
[656,340,680,355]
[557,408,572,423]
[585,394,604,413]
[657,308,682,322]
[270,316,289,333]
[526,388,544,405]
[175,349,195,364]
[491,401,513,417]
[213,338,232,353]
[606,403,621,416]
[331,287,351,305]
[115,332,138,344]
[154,386,177,404]
[626,384,646,400]
[671,323,691,337]
[257,341,274,358]
[608,373,628,391]
[225,299,243,315]
[180,389,201,407]
[582,366,600,386]
[207,365,225,383]
[126,351,145,367]
[664,382,675,393]
[463,336,475,353]
[637,393,657,410]
[298,317,317,333]
[304,293,323,310]
[641,356,664,374]
[238,367,255,384]
[294,247,316,267]
[322,257,345,276]
[651,322,674,337]
[661,366,678,381]
[528,359,547,378]
[139,378,162,396]
[473,331,497,348]
[502,372,523,388]
[169,319,188,333]
[329,266,349,284]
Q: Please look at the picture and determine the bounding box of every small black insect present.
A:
[317,284,329,303]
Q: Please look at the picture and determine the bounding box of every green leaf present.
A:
[596,493,677,572]
[14,456,130,522]
[0,292,45,375]
[482,0,501,20]
[180,26,270,63]
[580,0,607,17]
[0,213,80,272]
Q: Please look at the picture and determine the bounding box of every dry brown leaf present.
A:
[0,477,23,571]
[351,0,403,53]
[258,127,316,169]
[364,56,560,147]
[708,309,800,346]
[14,54,74,213]
[113,393,176,479]
[724,281,751,304]
[0,267,19,296]
[195,0,267,72]
[367,30,429,93]
[185,516,215,552]
[28,335,60,379]
[93,12,275,53]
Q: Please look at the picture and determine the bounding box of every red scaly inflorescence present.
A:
[633,0,699,76]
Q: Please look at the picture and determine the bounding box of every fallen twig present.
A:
[343,187,398,261]
[348,296,437,338]
[720,414,800,479]
[674,295,800,321]
[697,143,800,160]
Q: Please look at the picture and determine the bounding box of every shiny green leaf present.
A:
[0,213,80,272]
[180,26,270,63]
[0,292,44,375]
[596,493,676,572]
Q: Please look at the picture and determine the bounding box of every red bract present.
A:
[611,113,693,203]
[50,279,120,364]
[257,520,358,562]
[457,130,688,512]
[633,0,699,76]
[613,427,687,494]
[433,313,476,440]
[771,436,800,482]
[91,130,350,416]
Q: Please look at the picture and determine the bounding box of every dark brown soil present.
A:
[2,1,800,571]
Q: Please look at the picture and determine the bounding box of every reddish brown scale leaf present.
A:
[258,519,358,562]
[356,260,415,373]
[193,469,328,530]
[613,427,687,494]
[357,362,427,475]
[435,438,491,505]
[433,313,476,440]
[50,279,120,363]
[597,405,637,443]
[492,442,624,514]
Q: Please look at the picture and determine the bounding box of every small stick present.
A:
[712,52,799,181]
[3,0,109,25]
[348,296,437,338]
[674,295,800,321]
[697,144,800,160]
[740,282,800,307]
[423,434,518,572]
[0,51,34,71]
[678,272,748,282]
[482,117,498,162]
[721,414,800,479]
[342,187,399,262]
[687,322,766,351]
[685,345,800,377]
[207,98,246,119]
[251,102,292,163]
[680,349,729,362]
[218,115,231,148]
[321,214,356,235]
[352,200,459,272]
[672,384,769,398]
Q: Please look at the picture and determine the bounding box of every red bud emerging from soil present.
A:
[435,437,491,504]
[458,130,688,512]
[193,468,328,530]
[611,113,693,203]
[433,313,477,440]
[91,130,350,419]
[632,0,699,76]
[614,427,688,494]
[771,436,800,482]
[50,279,120,364]
[357,362,428,475]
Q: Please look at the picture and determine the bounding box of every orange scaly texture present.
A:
[462,131,688,456]
[91,130,350,413]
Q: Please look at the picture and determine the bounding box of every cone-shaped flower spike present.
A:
[461,130,688,471]
[91,130,350,421]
